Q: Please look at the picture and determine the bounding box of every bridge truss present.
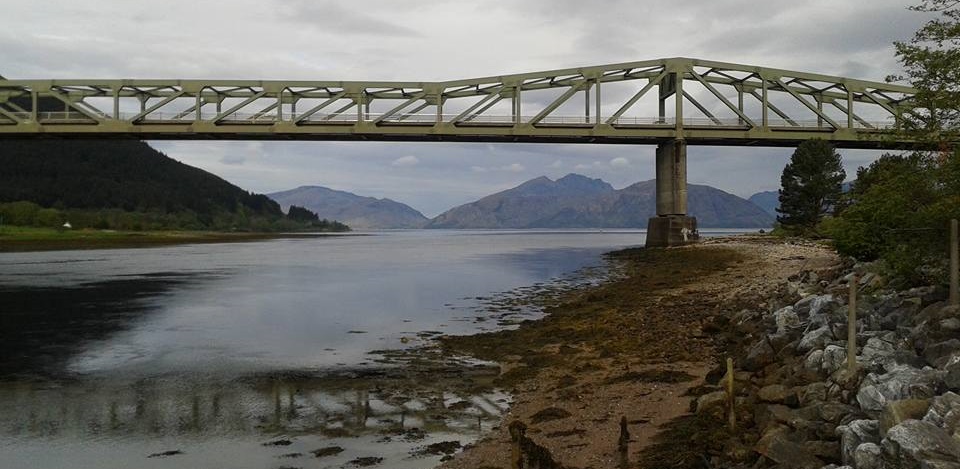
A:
[0,57,916,148]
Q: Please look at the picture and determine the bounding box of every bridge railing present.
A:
[6,110,897,131]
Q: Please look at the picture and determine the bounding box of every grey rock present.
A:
[799,326,835,353]
[822,344,848,375]
[944,354,960,392]
[925,339,960,368]
[774,306,801,333]
[923,392,960,435]
[837,419,879,465]
[861,337,896,369]
[806,349,825,374]
[853,442,881,469]
[856,365,945,413]
[801,382,829,406]
[881,420,960,468]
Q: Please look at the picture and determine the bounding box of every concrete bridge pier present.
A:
[646,139,699,247]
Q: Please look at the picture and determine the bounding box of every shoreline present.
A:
[435,235,838,468]
[0,227,361,253]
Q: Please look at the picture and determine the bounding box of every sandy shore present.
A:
[438,235,838,468]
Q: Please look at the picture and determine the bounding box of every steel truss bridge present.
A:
[0,57,916,148]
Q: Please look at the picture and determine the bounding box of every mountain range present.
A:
[269,174,775,229]
[425,174,774,229]
[268,186,428,230]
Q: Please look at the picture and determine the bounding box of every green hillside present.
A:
[0,140,348,232]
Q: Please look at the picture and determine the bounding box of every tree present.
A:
[823,1,960,284]
[891,0,960,150]
[776,139,846,232]
[287,205,320,223]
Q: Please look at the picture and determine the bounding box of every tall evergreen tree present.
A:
[777,139,846,231]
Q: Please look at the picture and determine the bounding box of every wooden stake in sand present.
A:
[848,274,859,372]
[618,416,630,469]
[726,357,735,431]
[951,219,958,307]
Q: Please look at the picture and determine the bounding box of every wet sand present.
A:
[436,235,837,468]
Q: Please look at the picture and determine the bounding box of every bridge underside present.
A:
[0,127,914,150]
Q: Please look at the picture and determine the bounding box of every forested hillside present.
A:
[0,140,348,232]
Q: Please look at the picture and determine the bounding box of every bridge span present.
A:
[0,57,919,246]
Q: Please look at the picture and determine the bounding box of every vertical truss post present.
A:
[675,70,684,133]
[737,87,744,125]
[595,77,601,125]
[761,79,769,128]
[113,87,120,119]
[847,87,854,128]
[356,92,363,122]
[31,90,38,121]
[276,91,283,121]
[514,84,522,125]
[585,82,590,124]
[817,95,824,128]
[436,90,444,124]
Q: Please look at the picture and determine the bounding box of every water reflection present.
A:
[0,273,201,377]
[0,369,507,468]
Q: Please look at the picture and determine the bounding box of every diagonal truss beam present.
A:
[772,78,841,129]
[689,70,755,127]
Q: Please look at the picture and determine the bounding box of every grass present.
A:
[0,225,341,252]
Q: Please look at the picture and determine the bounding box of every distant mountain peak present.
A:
[268,185,427,230]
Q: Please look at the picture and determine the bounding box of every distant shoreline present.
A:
[0,227,361,253]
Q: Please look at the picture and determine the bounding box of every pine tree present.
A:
[777,139,846,231]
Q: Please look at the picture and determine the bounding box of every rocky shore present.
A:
[698,243,960,469]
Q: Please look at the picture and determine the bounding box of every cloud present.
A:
[3,0,905,213]
[220,154,246,166]
[610,157,630,167]
[391,155,420,166]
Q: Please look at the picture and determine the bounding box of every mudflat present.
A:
[438,235,837,468]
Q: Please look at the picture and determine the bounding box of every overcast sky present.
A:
[1,0,930,216]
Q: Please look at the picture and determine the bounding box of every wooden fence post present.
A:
[848,274,859,372]
[726,357,735,431]
[951,219,958,307]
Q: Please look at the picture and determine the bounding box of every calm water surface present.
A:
[0,229,664,468]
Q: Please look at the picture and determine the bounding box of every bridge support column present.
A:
[646,139,699,248]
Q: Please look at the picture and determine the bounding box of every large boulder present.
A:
[774,306,801,333]
[924,339,960,368]
[881,419,960,469]
[837,419,879,465]
[799,326,835,353]
[856,365,945,414]
[822,345,848,375]
[923,392,960,437]
[853,442,882,469]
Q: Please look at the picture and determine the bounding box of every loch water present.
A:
[0,229,664,468]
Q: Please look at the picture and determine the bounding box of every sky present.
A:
[0,0,931,217]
